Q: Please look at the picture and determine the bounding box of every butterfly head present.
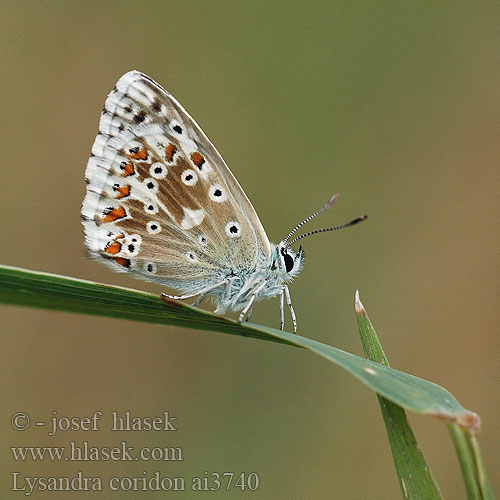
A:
[273,242,305,280]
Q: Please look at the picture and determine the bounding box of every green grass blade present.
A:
[355,291,443,499]
[447,424,495,500]
[0,265,479,431]
[0,264,294,345]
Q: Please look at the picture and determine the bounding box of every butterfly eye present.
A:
[280,248,294,273]
[284,252,294,273]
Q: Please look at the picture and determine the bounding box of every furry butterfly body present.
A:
[82,71,365,332]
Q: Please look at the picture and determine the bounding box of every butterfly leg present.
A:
[279,288,285,330]
[238,294,256,324]
[245,301,255,322]
[225,278,233,301]
[238,281,267,324]
[191,293,206,307]
[283,285,297,333]
[162,279,229,302]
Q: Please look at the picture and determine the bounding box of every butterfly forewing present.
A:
[82,71,271,293]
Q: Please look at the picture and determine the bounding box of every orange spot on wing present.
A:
[129,147,148,160]
[105,241,122,255]
[113,257,130,268]
[190,152,205,168]
[165,143,177,162]
[115,185,131,199]
[121,162,135,177]
[102,205,126,223]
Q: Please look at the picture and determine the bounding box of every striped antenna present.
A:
[286,215,367,247]
[282,194,340,245]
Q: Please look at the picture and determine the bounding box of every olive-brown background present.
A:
[1,1,498,498]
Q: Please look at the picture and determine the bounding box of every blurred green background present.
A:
[1,1,498,498]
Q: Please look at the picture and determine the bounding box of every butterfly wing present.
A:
[82,71,271,294]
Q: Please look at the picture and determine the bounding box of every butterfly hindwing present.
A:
[82,71,271,294]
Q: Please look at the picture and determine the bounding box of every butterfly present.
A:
[81,71,366,333]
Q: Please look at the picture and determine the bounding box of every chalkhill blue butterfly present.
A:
[82,71,366,332]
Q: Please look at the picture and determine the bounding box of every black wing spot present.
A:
[133,110,146,123]
[173,124,182,134]
[152,99,162,112]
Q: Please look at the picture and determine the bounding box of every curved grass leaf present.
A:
[0,264,479,432]
[448,424,495,500]
[356,291,443,499]
[356,292,492,500]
